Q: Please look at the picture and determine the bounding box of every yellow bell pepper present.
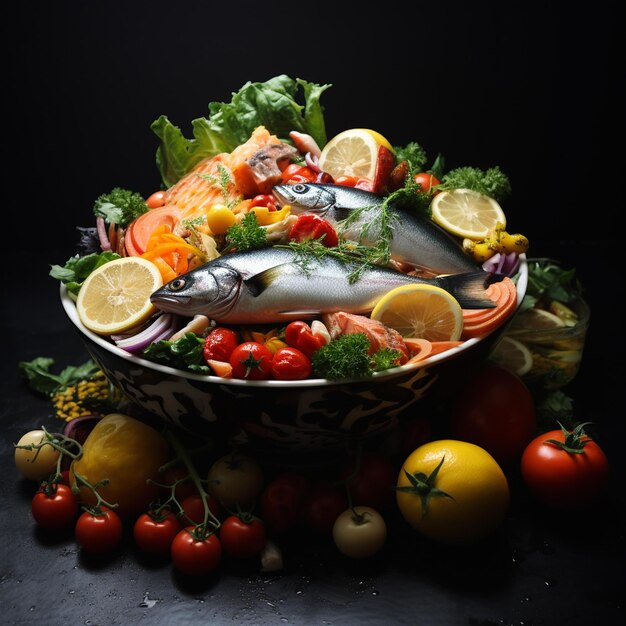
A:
[70,413,170,519]
[250,204,291,225]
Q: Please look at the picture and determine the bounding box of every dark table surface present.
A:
[1,242,624,626]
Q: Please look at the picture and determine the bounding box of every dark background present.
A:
[4,1,621,262]
[1,2,624,625]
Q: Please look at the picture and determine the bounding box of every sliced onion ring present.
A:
[114,313,175,353]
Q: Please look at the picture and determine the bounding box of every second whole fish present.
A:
[150,246,499,325]
[272,182,478,276]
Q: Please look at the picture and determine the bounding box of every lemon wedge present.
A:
[489,336,533,376]
[508,307,566,332]
[76,257,163,335]
[370,284,464,342]
[319,128,392,180]
[431,189,506,240]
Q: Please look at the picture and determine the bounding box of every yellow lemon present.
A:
[76,257,163,335]
[431,189,506,240]
[488,336,533,376]
[370,284,464,342]
[319,128,393,180]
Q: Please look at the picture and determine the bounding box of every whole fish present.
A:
[272,182,478,276]
[150,247,498,325]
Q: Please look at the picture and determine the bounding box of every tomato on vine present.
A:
[75,506,124,553]
[260,471,309,534]
[133,508,182,555]
[229,342,274,380]
[31,482,79,530]
[520,422,610,510]
[171,526,222,576]
[220,514,267,559]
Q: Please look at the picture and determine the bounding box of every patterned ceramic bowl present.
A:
[60,258,527,451]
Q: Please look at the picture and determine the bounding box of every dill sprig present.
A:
[199,163,241,208]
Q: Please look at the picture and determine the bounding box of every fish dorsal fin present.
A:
[244,263,300,297]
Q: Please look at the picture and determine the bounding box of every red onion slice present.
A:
[114,313,175,352]
[96,216,112,251]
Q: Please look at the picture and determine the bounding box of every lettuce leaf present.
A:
[151,75,331,188]
[49,251,120,295]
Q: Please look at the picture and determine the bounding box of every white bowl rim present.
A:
[60,255,528,389]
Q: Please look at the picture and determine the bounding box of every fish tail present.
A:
[434,272,504,309]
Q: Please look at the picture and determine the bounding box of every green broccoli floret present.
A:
[93,187,150,227]
[312,333,403,380]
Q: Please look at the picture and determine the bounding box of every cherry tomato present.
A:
[220,514,267,559]
[146,190,167,208]
[203,327,239,363]
[229,341,274,380]
[413,172,441,194]
[250,194,277,210]
[333,506,387,558]
[206,452,264,510]
[288,214,339,247]
[334,175,361,187]
[75,507,124,553]
[171,526,222,576]
[283,320,326,359]
[31,482,79,530]
[281,163,317,184]
[260,472,309,534]
[338,452,396,511]
[14,429,61,482]
[133,509,182,555]
[520,423,610,510]
[271,347,312,380]
[300,483,347,534]
[180,493,222,525]
[450,365,536,468]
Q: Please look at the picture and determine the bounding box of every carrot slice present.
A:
[206,359,233,379]
[126,205,183,255]
[462,277,518,338]
[403,338,433,364]
[428,340,465,356]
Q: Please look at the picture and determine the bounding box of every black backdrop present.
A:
[4,0,620,264]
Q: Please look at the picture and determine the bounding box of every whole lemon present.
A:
[396,439,510,545]
[70,413,170,518]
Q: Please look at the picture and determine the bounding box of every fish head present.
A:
[150,264,242,320]
[272,183,336,216]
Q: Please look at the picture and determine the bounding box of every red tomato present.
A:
[400,417,433,458]
[133,509,182,555]
[450,364,536,468]
[300,483,347,533]
[75,507,124,553]
[260,472,309,534]
[180,494,222,525]
[203,327,239,363]
[338,452,396,511]
[413,172,441,194]
[146,190,167,208]
[281,163,317,184]
[521,423,610,510]
[220,514,267,559]
[283,320,326,358]
[334,175,361,187]
[229,341,274,380]
[271,347,312,380]
[250,194,277,210]
[171,526,222,576]
[31,482,79,530]
[288,214,339,247]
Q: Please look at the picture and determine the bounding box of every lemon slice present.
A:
[319,128,390,180]
[431,189,506,240]
[370,284,464,341]
[508,307,566,332]
[76,257,163,335]
[489,336,533,376]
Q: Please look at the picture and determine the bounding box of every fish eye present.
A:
[292,183,308,194]
[169,278,186,291]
